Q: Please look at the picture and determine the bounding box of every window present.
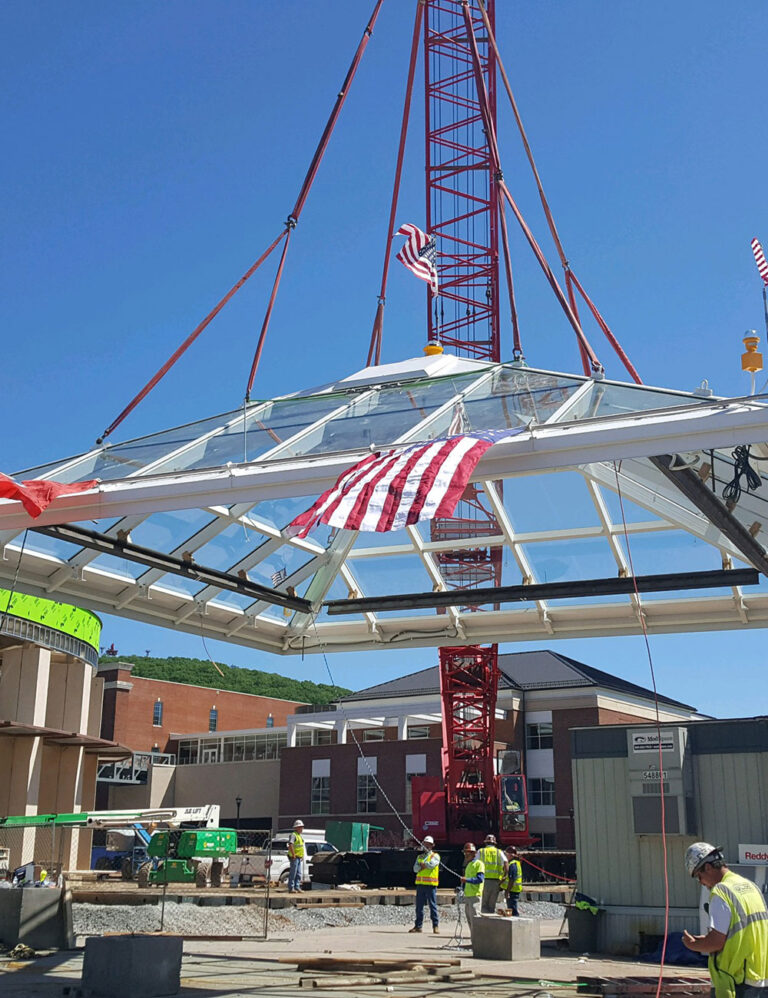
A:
[405,753,427,812]
[178,740,198,765]
[526,722,553,749]
[311,776,330,814]
[362,728,385,741]
[407,725,430,740]
[295,730,313,747]
[266,714,274,728]
[315,729,334,745]
[528,777,556,806]
[357,774,377,813]
[209,707,218,732]
[152,700,163,727]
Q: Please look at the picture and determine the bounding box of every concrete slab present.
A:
[471,914,540,960]
[0,888,74,950]
[82,934,182,998]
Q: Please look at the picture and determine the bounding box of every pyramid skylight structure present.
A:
[2,353,768,655]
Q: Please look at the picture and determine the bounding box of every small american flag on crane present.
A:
[286,428,522,537]
[270,566,287,587]
[751,238,768,286]
[396,223,439,296]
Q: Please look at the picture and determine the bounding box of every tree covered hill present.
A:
[104,654,351,705]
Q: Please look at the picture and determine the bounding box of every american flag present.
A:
[751,238,768,286]
[286,429,522,537]
[396,223,438,296]
[270,566,287,587]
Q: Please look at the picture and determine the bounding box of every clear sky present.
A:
[1,1,767,718]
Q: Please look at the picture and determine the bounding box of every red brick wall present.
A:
[99,664,306,753]
[279,738,443,842]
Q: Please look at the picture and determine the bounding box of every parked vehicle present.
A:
[229,829,337,887]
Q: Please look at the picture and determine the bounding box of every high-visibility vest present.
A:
[709,870,768,998]
[415,851,440,887]
[290,832,305,858]
[463,858,484,898]
[501,858,522,893]
[478,845,503,879]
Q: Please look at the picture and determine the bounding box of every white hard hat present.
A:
[685,841,723,877]
[422,835,435,845]
[293,819,304,828]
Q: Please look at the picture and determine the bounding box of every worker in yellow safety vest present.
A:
[682,842,768,998]
[459,842,485,925]
[410,835,441,934]
[501,845,523,916]
[287,819,305,893]
[478,834,508,913]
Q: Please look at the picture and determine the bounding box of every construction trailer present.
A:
[571,717,768,955]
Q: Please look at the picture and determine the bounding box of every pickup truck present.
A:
[229,830,337,887]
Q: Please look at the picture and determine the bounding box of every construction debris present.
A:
[284,955,472,989]
[578,977,710,997]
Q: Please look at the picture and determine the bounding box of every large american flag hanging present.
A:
[751,238,768,286]
[286,429,522,537]
[396,223,439,296]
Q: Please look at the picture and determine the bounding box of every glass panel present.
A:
[499,471,601,534]
[578,382,696,421]
[461,369,583,430]
[297,373,483,454]
[524,537,621,584]
[130,509,217,555]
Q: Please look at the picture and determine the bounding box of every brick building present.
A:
[278,651,703,848]
[98,661,307,753]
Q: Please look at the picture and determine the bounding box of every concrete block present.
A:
[0,888,74,949]
[471,915,540,961]
[82,934,183,998]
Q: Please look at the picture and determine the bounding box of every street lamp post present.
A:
[235,796,242,833]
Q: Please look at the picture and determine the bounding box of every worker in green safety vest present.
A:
[459,842,485,925]
[682,842,768,998]
[478,834,508,913]
[409,835,441,934]
[287,819,305,893]
[501,845,523,916]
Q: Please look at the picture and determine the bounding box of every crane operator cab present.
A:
[499,775,527,834]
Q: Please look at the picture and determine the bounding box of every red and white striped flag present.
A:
[396,223,439,296]
[286,429,521,537]
[0,472,97,519]
[751,238,768,286]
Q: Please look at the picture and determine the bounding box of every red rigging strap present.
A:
[565,270,591,377]
[290,0,387,225]
[367,0,425,368]
[567,270,642,384]
[462,3,600,372]
[477,0,639,382]
[245,228,293,400]
[96,229,287,445]
[99,0,387,442]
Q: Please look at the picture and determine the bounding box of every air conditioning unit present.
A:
[627,727,696,835]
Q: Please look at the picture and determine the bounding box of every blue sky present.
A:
[1,1,767,717]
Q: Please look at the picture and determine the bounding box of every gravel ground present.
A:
[73,899,564,937]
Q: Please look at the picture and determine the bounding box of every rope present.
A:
[245,227,293,400]
[613,461,670,998]
[722,445,762,504]
[519,856,576,883]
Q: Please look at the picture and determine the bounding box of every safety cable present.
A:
[0,530,29,637]
[612,461,670,998]
[367,0,424,368]
[519,856,576,884]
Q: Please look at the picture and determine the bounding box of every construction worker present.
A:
[410,835,440,934]
[287,819,305,893]
[459,842,485,925]
[681,842,768,998]
[478,834,508,913]
[502,845,523,915]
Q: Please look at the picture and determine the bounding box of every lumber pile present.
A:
[280,955,473,988]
